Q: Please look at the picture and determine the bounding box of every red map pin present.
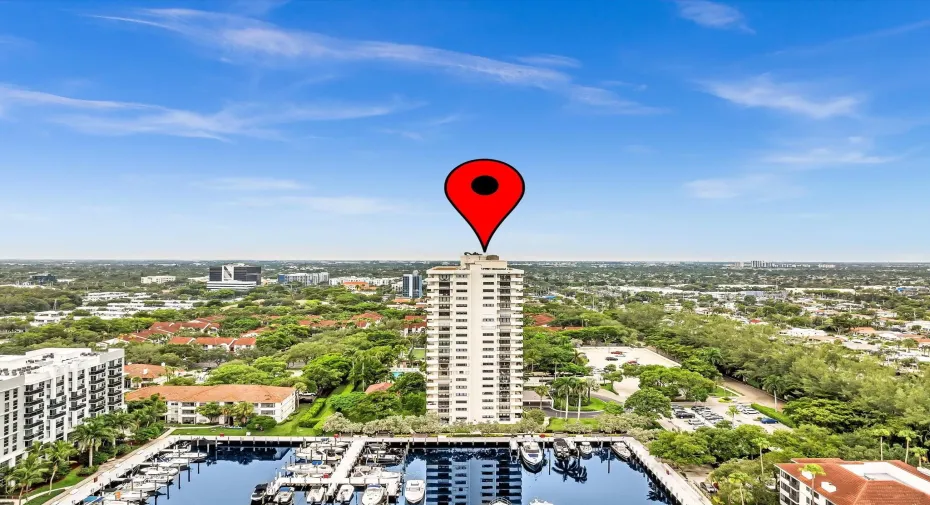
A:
[445,159,525,253]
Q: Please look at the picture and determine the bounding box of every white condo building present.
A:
[425,254,524,424]
[0,348,125,467]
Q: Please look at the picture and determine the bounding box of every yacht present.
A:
[251,483,268,503]
[178,451,208,461]
[529,500,554,505]
[274,487,295,504]
[122,481,158,493]
[105,491,148,502]
[307,487,325,504]
[404,479,425,504]
[139,473,172,484]
[552,439,572,460]
[519,441,545,468]
[564,438,578,454]
[141,467,178,477]
[284,463,334,475]
[361,484,386,505]
[578,441,593,457]
[335,484,355,503]
[488,499,512,505]
[611,442,631,461]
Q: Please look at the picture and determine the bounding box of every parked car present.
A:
[610,351,624,355]
[674,411,695,419]
[760,417,778,424]
[605,356,619,361]
[701,482,717,494]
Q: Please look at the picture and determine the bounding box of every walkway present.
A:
[721,377,777,409]
[622,437,712,505]
[49,428,177,505]
[327,440,364,496]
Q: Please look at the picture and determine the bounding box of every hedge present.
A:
[751,403,795,428]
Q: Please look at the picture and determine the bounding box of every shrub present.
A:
[751,403,795,428]
[246,416,277,431]
[115,444,132,456]
[92,451,112,466]
[306,399,326,418]
[78,465,99,476]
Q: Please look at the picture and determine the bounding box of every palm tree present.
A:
[575,380,587,420]
[553,380,574,420]
[43,440,77,489]
[911,447,928,468]
[70,420,116,467]
[10,451,48,501]
[761,375,789,410]
[106,411,138,438]
[800,463,826,490]
[871,427,891,460]
[196,402,224,424]
[727,405,739,423]
[584,377,600,401]
[233,402,254,426]
[727,471,750,505]
[220,404,235,426]
[753,438,768,474]
[899,429,917,465]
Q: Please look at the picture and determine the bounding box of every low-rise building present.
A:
[141,276,177,284]
[777,457,930,505]
[84,292,130,302]
[126,385,297,423]
[124,364,171,389]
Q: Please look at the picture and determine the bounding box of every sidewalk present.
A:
[48,428,176,505]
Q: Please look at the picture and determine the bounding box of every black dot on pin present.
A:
[471,175,499,196]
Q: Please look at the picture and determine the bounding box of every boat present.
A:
[611,442,631,461]
[564,438,578,453]
[369,467,401,480]
[251,483,268,503]
[139,473,172,484]
[488,499,512,505]
[101,501,132,505]
[404,479,425,504]
[529,499,554,505]
[179,451,208,461]
[274,487,295,504]
[578,441,593,457]
[361,484,386,505]
[160,445,190,454]
[122,481,158,493]
[141,467,178,476]
[552,439,572,459]
[367,450,400,464]
[284,463,334,475]
[335,484,355,503]
[105,491,148,502]
[520,441,545,468]
[307,487,325,504]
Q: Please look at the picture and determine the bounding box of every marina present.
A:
[51,435,710,505]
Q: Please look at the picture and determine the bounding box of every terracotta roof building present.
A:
[364,382,393,394]
[777,457,930,505]
[127,385,297,423]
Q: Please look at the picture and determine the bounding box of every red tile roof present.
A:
[404,315,424,321]
[777,458,930,505]
[532,314,556,326]
[127,385,295,403]
[124,364,169,379]
[193,337,235,346]
[364,382,393,394]
[353,312,383,321]
[233,337,257,346]
[167,337,195,345]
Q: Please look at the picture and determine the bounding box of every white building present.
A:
[141,276,176,284]
[402,271,423,298]
[777,458,930,505]
[425,254,524,424]
[84,292,130,302]
[30,310,72,327]
[126,385,297,423]
[0,348,125,467]
[277,272,329,286]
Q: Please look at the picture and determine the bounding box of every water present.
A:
[139,445,674,505]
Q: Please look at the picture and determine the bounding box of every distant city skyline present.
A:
[3,1,930,261]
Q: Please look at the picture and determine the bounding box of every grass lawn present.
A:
[173,383,358,437]
[410,348,426,360]
[27,467,85,496]
[546,417,599,432]
[25,489,65,505]
[551,397,608,412]
[710,385,741,398]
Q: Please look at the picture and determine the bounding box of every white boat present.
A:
[156,457,190,468]
[251,483,269,503]
[179,451,208,461]
[488,499,512,505]
[335,484,355,503]
[274,487,295,504]
[102,501,132,505]
[578,441,593,456]
[369,467,401,480]
[404,479,425,504]
[285,463,334,475]
[520,441,544,468]
[139,473,172,484]
[361,484,386,505]
[122,481,158,493]
[307,487,325,504]
[529,499,553,505]
[564,438,578,453]
[552,439,571,459]
[105,491,148,502]
[160,445,191,454]
[141,467,178,476]
[611,442,631,461]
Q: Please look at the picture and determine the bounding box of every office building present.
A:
[207,263,262,291]
[277,272,329,286]
[777,457,930,505]
[0,348,125,467]
[141,276,176,284]
[402,270,423,298]
[126,385,297,423]
[425,254,524,424]
[29,273,56,285]
[749,260,769,268]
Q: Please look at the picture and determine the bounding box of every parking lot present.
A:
[581,346,679,401]
[666,402,786,433]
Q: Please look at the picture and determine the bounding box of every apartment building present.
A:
[277,272,329,286]
[0,348,125,467]
[425,254,524,424]
[207,263,262,291]
[425,451,522,505]
[126,385,297,423]
[84,292,130,302]
[777,457,930,505]
[402,271,423,298]
[141,276,176,284]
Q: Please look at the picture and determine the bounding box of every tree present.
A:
[10,451,47,501]
[624,388,671,418]
[553,378,575,420]
[105,411,137,437]
[761,375,791,410]
[232,402,255,426]
[649,431,713,466]
[390,372,426,395]
[911,447,928,468]
[205,363,272,385]
[871,427,891,460]
[43,441,75,489]
[898,429,917,465]
[70,420,116,467]
[196,402,224,424]
[727,405,739,423]
[800,463,826,488]
[727,471,751,505]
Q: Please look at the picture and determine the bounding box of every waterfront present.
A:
[131,445,673,505]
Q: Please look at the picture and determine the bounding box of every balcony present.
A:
[48,410,65,419]
[48,397,66,409]
[24,418,44,430]
[90,382,105,393]
[70,402,85,410]
[70,390,87,401]
[25,395,44,407]
[108,396,122,405]
[107,369,121,377]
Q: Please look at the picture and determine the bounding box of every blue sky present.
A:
[2,0,929,261]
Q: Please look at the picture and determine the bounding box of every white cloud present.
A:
[95,9,657,115]
[210,177,304,191]
[0,83,413,141]
[685,173,804,200]
[763,147,897,166]
[514,54,581,68]
[675,0,753,33]
[568,86,666,115]
[232,195,400,215]
[703,75,860,119]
